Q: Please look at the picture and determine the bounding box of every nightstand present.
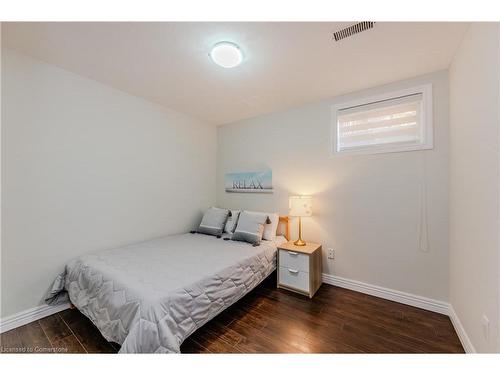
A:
[277,241,322,298]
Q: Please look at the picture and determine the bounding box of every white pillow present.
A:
[246,211,279,241]
[224,209,241,234]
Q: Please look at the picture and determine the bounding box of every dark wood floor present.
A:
[0,275,464,353]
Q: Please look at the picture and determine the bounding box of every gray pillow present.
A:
[198,207,230,236]
[224,209,241,234]
[231,211,269,245]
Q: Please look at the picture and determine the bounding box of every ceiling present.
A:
[2,22,468,125]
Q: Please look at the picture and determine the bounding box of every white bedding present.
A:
[48,233,284,353]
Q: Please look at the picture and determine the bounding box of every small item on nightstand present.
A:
[288,196,312,246]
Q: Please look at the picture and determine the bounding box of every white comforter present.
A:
[49,233,281,353]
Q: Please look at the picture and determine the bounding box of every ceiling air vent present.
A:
[333,22,374,42]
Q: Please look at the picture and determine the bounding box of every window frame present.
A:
[331,84,434,156]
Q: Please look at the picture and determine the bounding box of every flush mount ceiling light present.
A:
[210,42,243,68]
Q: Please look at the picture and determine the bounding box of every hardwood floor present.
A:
[0,275,464,354]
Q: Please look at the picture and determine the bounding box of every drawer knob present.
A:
[288,268,299,274]
[288,251,298,256]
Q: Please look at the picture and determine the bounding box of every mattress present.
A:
[47,233,284,353]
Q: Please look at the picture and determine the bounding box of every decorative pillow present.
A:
[224,209,241,234]
[231,211,269,245]
[246,211,279,241]
[197,207,230,236]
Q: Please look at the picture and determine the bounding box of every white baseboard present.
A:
[322,273,450,315]
[0,303,71,334]
[448,305,476,353]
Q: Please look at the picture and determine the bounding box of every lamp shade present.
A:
[289,196,312,217]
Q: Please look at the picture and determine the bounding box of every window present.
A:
[332,84,433,155]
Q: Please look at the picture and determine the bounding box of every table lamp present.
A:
[289,196,312,246]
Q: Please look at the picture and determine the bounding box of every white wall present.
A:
[449,23,500,353]
[217,71,450,302]
[1,49,216,318]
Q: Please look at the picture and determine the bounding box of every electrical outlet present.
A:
[327,248,335,259]
[482,315,490,341]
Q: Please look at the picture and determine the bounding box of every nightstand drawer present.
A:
[279,250,309,272]
[279,266,309,292]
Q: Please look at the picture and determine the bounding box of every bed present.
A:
[47,216,289,353]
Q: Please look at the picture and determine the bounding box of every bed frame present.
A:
[278,216,290,240]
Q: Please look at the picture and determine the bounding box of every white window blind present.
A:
[332,85,433,155]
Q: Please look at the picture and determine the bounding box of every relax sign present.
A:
[224,171,273,193]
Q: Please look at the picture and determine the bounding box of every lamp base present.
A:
[293,238,307,246]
